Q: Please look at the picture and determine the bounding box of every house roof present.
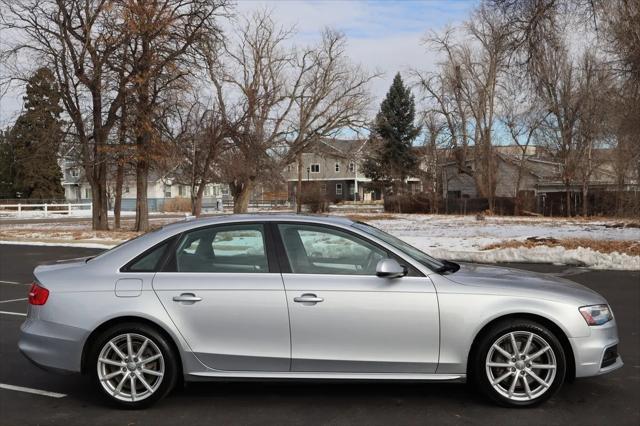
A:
[311,138,368,159]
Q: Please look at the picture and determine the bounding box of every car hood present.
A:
[443,263,607,305]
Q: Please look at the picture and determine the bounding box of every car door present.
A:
[275,222,439,374]
[152,222,290,371]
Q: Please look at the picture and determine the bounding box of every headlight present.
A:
[579,304,613,326]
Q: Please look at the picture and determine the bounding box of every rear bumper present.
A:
[569,320,623,378]
[18,318,86,374]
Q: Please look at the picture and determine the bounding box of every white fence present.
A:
[0,202,92,218]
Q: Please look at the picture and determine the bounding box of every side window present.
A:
[125,238,174,272]
[174,224,268,273]
[278,224,386,275]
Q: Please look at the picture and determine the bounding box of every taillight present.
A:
[28,282,49,305]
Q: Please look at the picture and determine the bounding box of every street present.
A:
[0,244,638,425]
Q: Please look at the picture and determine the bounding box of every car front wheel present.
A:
[90,322,178,408]
[473,319,566,407]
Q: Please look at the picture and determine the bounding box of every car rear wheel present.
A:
[90,322,178,408]
[472,319,566,407]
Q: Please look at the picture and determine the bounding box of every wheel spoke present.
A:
[522,375,532,399]
[130,375,137,401]
[109,341,127,360]
[136,338,149,358]
[99,357,125,367]
[100,370,123,381]
[141,368,163,377]
[113,374,127,397]
[530,364,556,370]
[509,333,519,356]
[491,371,513,386]
[492,344,512,359]
[523,333,534,355]
[141,353,162,365]
[527,345,550,361]
[487,362,511,368]
[136,372,154,393]
[527,369,550,388]
[126,334,134,358]
[508,371,520,397]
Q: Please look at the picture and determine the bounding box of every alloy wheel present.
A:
[485,331,557,402]
[97,333,165,402]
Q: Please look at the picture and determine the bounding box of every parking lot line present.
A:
[0,310,26,316]
[0,383,66,398]
[0,280,28,285]
[0,298,27,304]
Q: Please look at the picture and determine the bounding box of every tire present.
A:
[471,319,566,407]
[89,322,179,408]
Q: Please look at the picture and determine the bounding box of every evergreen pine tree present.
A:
[9,68,64,199]
[363,73,421,189]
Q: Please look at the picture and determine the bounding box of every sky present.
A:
[0,0,479,127]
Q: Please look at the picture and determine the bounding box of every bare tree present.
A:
[284,29,378,212]
[204,11,297,213]
[1,0,132,230]
[499,70,548,214]
[121,0,227,231]
[417,6,510,212]
[162,95,228,216]
[420,110,445,213]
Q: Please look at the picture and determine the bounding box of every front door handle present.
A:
[293,293,324,304]
[172,293,202,303]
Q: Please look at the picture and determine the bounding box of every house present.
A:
[441,153,561,200]
[282,138,381,202]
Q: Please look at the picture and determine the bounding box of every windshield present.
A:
[352,222,445,272]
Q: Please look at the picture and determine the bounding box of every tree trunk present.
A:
[192,183,206,217]
[114,161,124,229]
[296,152,303,213]
[582,182,589,217]
[89,165,109,231]
[565,183,572,217]
[134,159,149,232]
[233,180,253,213]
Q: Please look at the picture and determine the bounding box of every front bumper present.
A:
[19,318,86,374]
[569,320,623,378]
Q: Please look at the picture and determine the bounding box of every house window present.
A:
[124,186,130,194]
[321,183,327,194]
[336,183,343,195]
[164,184,172,198]
[204,186,211,197]
[310,164,320,173]
[349,162,355,173]
[179,185,186,197]
[335,163,340,173]
[221,186,229,195]
[70,169,79,177]
[349,184,355,195]
[84,187,92,199]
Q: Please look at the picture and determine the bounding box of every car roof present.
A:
[160,213,355,233]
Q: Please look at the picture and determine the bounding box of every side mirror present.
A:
[376,258,407,279]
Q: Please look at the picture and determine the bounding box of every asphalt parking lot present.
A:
[0,244,638,426]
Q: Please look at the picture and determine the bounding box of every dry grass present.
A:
[162,197,191,212]
[346,214,398,222]
[0,228,140,244]
[483,237,640,256]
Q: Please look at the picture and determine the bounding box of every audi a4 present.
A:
[19,214,622,408]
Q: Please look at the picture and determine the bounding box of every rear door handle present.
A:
[172,293,202,303]
[293,293,324,304]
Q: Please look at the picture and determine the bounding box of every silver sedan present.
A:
[18,214,623,408]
